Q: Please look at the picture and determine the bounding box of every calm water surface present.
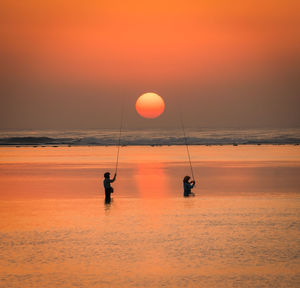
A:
[0,146,300,287]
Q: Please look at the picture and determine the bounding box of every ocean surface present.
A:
[0,128,300,146]
[0,145,300,287]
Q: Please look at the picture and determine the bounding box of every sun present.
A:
[136,92,165,119]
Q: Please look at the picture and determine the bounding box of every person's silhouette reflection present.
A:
[103,172,116,204]
[183,176,195,197]
[104,198,113,214]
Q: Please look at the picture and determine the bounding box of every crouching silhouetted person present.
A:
[104,172,116,203]
[183,176,195,197]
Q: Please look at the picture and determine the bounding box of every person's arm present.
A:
[186,182,192,189]
[190,181,195,188]
[110,174,117,183]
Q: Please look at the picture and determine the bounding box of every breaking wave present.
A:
[0,128,299,146]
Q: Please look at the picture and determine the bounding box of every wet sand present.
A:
[0,146,300,287]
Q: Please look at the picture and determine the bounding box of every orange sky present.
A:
[0,0,299,129]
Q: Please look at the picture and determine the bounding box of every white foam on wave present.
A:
[0,128,299,146]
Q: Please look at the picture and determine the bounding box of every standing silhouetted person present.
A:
[103,172,116,203]
[183,176,195,197]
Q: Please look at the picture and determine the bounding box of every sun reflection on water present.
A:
[135,162,170,198]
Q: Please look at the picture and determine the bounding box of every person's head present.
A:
[104,172,110,178]
[183,176,190,183]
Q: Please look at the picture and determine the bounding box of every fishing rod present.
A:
[115,101,124,175]
[179,112,195,181]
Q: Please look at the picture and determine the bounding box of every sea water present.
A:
[0,146,299,287]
